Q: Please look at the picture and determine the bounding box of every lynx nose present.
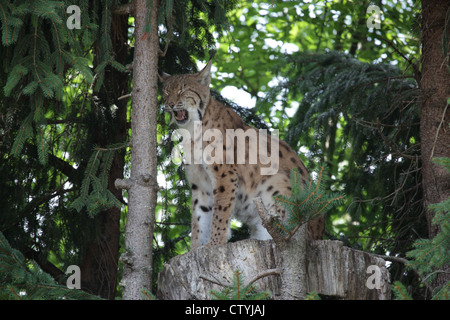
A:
[164,102,175,111]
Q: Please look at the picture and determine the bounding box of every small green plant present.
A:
[273,166,344,240]
[305,291,322,300]
[210,269,271,300]
[141,288,157,300]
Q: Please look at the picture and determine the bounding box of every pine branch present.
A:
[209,269,271,300]
[10,111,33,157]
[272,167,344,241]
[0,232,99,300]
[71,143,129,215]
[392,281,413,300]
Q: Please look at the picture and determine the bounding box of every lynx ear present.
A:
[195,60,212,86]
[158,69,171,82]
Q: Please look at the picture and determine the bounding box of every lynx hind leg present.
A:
[255,183,326,241]
[247,176,292,240]
[307,214,325,240]
[250,196,286,240]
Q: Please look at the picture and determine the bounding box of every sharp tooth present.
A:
[176,110,185,120]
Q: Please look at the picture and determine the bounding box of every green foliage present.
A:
[404,158,450,299]
[273,166,344,239]
[304,292,321,300]
[0,231,99,300]
[210,270,271,300]
[2,0,98,165]
[140,288,157,300]
[10,110,33,158]
[262,50,424,259]
[71,144,125,216]
[392,281,413,300]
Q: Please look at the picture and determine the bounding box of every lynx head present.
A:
[159,61,212,127]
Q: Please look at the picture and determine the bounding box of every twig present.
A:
[115,174,162,191]
[117,93,131,101]
[248,269,281,286]
[79,73,98,117]
[159,40,171,57]
[95,143,129,152]
[373,253,434,294]
[377,255,409,265]
[376,118,417,160]
[114,178,133,190]
[379,35,420,81]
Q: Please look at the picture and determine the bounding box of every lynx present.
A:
[159,60,324,249]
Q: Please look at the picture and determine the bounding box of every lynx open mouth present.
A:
[164,106,189,125]
[169,107,189,125]
[174,109,188,122]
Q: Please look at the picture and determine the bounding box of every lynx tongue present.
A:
[175,109,186,121]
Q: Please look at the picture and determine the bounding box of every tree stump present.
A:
[156,239,390,300]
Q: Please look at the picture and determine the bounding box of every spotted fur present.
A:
[159,61,325,249]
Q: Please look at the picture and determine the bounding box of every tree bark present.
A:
[156,239,390,300]
[118,0,160,300]
[420,0,450,290]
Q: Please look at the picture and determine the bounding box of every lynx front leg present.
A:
[191,190,213,249]
[208,168,239,246]
[186,164,213,250]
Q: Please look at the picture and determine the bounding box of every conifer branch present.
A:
[263,167,344,243]
[209,269,271,300]
[0,232,99,300]
[115,178,134,190]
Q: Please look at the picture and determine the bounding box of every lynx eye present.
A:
[177,84,186,95]
[162,89,169,96]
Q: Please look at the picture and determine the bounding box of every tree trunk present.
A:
[116,0,160,300]
[420,0,450,290]
[157,198,389,300]
[156,239,390,300]
[79,12,129,300]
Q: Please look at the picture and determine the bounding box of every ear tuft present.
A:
[195,60,212,86]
